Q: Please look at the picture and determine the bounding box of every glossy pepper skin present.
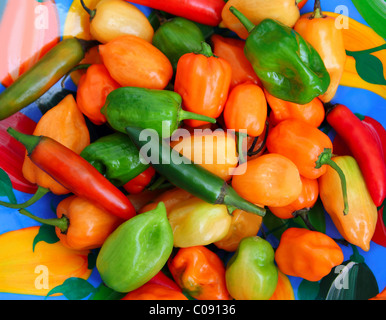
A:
[76,64,120,125]
[319,156,378,252]
[152,17,205,72]
[121,283,188,300]
[211,34,261,89]
[81,132,149,187]
[232,153,303,207]
[226,236,278,300]
[275,228,344,282]
[0,37,98,120]
[123,167,156,195]
[54,195,123,250]
[8,128,136,220]
[82,0,154,44]
[174,42,232,128]
[326,104,386,207]
[214,209,263,252]
[167,197,232,247]
[265,90,325,128]
[229,7,330,105]
[127,0,225,26]
[96,202,174,293]
[269,176,319,220]
[294,0,347,103]
[221,0,300,40]
[125,127,266,217]
[22,94,90,195]
[102,87,215,138]
[99,35,173,90]
[168,246,232,300]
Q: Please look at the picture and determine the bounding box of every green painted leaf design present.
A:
[89,283,126,300]
[351,0,386,39]
[32,224,60,252]
[317,260,379,300]
[46,277,96,300]
[346,44,386,86]
[0,168,17,204]
[297,279,320,300]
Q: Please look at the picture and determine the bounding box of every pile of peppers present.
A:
[0,0,385,301]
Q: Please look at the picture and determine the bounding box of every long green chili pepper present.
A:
[125,126,266,217]
[0,37,99,120]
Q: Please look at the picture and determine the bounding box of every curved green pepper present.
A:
[125,126,266,217]
[225,236,278,300]
[80,132,148,187]
[152,17,205,71]
[0,38,98,120]
[101,87,216,138]
[96,202,173,293]
[229,7,330,105]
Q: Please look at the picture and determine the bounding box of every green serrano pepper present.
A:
[0,37,98,120]
[125,126,266,217]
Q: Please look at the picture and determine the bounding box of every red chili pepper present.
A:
[0,112,37,194]
[148,270,182,292]
[7,128,136,220]
[123,166,156,195]
[326,104,386,207]
[333,113,386,247]
[127,0,225,26]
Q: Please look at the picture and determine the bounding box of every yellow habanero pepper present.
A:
[221,0,300,40]
[81,0,154,43]
[319,156,378,252]
[168,197,232,248]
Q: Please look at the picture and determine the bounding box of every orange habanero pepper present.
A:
[275,227,344,282]
[232,153,303,207]
[294,0,346,103]
[214,209,263,252]
[211,34,261,89]
[76,64,120,125]
[269,270,295,300]
[22,94,90,195]
[99,35,173,90]
[168,246,232,300]
[174,42,232,128]
[223,82,267,163]
[54,195,123,250]
[269,176,319,220]
[264,89,325,128]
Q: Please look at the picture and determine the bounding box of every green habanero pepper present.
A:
[0,37,99,120]
[125,126,266,217]
[80,132,149,187]
[152,17,205,72]
[101,87,216,138]
[229,6,330,105]
[96,202,174,293]
[225,236,278,300]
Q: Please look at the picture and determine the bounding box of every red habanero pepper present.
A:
[123,166,156,195]
[326,104,386,207]
[333,113,386,247]
[128,0,225,26]
[7,128,136,220]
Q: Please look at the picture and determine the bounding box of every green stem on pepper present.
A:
[315,148,349,215]
[228,6,255,33]
[0,186,50,209]
[236,132,248,165]
[80,0,97,20]
[18,208,69,234]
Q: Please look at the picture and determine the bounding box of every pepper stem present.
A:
[0,186,50,209]
[315,148,349,215]
[177,110,216,124]
[292,208,316,231]
[195,42,214,58]
[229,6,255,33]
[7,127,40,155]
[19,208,69,234]
[80,0,96,20]
[311,0,326,19]
[222,185,266,217]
